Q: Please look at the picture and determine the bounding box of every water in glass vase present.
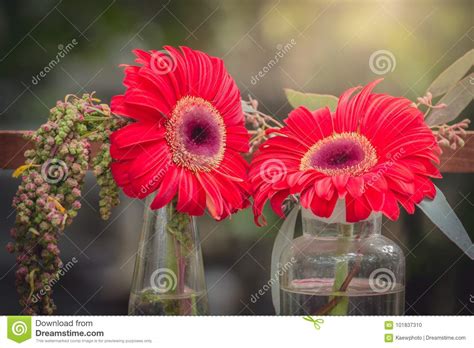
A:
[129,288,208,315]
[128,199,209,315]
[278,207,406,315]
[280,278,405,315]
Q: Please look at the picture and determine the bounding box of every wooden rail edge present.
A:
[0,130,473,173]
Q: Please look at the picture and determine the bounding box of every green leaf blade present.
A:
[285,88,338,112]
[425,73,473,126]
[427,49,473,97]
[418,185,474,260]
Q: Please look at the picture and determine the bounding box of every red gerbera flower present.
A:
[110,46,250,220]
[250,80,442,225]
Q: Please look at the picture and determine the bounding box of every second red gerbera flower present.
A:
[250,80,442,225]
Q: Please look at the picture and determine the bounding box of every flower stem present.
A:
[315,224,369,315]
[165,202,191,314]
[327,224,353,315]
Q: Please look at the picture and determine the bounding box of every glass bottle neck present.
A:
[301,205,382,239]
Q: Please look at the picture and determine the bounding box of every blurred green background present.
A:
[0,0,472,315]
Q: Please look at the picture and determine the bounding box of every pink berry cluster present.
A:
[6,94,127,314]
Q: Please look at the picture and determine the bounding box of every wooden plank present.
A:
[0,130,101,170]
[0,131,34,170]
[0,130,473,173]
[438,131,474,173]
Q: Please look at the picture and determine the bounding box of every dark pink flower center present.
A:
[166,96,226,172]
[310,138,365,169]
[179,108,222,157]
[301,132,377,176]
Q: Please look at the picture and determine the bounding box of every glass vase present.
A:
[279,203,405,315]
[128,197,209,315]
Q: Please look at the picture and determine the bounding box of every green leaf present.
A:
[427,49,473,97]
[418,185,474,260]
[284,88,338,112]
[425,73,473,126]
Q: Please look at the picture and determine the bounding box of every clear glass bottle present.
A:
[280,203,405,315]
[128,196,209,315]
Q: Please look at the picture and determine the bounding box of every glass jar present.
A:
[128,196,209,315]
[280,203,405,315]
